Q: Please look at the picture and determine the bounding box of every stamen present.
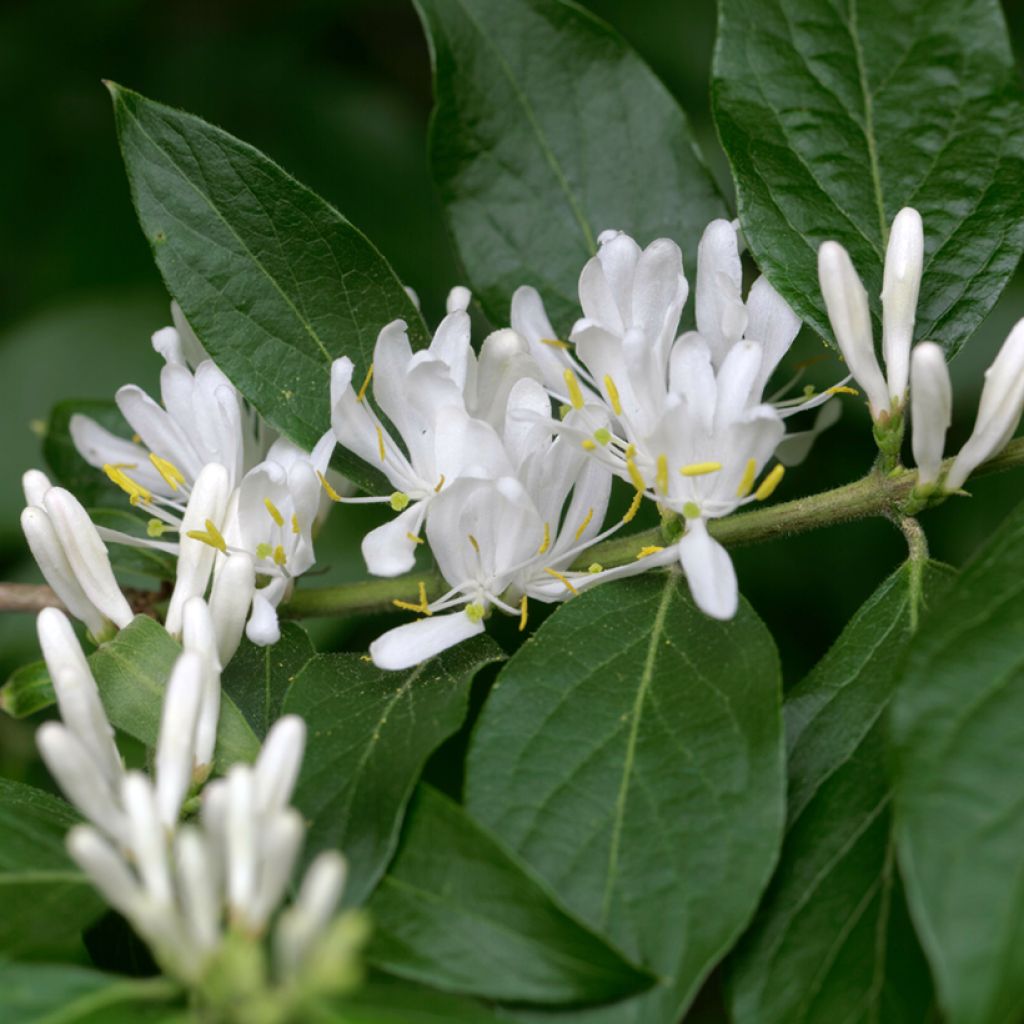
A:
[291,514,300,535]
[736,459,758,498]
[826,385,860,396]
[318,472,344,503]
[622,488,644,524]
[185,518,227,553]
[755,464,786,501]
[563,368,585,410]
[103,464,151,507]
[636,545,665,559]
[406,532,424,545]
[603,375,623,416]
[537,522,551,554]
[149,453,186,491]
[390,492,410,511]
[357,363,374,402]
[518,594,529,632]
[264,498,284,527]
[465,603,486,623]
[272,545,287,566]
[574,507,594,541]
[656,454,669,494]
[434,474,446,493]
[376,425,386,463]
[543,567,578,595]
[393,581,432,615]
[541,337,571,350]
[680,461,723,477]
[626,457,646,493]
[468,534,480,554]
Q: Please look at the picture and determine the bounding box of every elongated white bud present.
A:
[910,343,952,486]
[50,665,122,789]
[66,825,144,919]
[208,553,255,667]
[446,285,472,313]
[42,488,133,629]
[22,510,108,638]
[165,463,231,636]
[254,715,306,817]
[22,469,52,507]
[274,850,348,978]
[947,319,1024,490]
[37,608,96,702]
[37,723,126,842]
[818,241,890,418]
[225,765,258,924]
[248,808,305,930]
[175,826,221,953]
[881,208,924,402]
[181,597,222,771]
[122,772,174,907]
[155,651,204,829]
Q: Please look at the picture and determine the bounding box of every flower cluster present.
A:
[34,598,364,1020]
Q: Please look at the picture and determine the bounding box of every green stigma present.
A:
[465,603,486,623]
[390,491,410,511]
[588,562,603,574]
[559,403,571,420]
[256,542,273,560]
[146,518,165,538]
[682,501,701,519]
[593,427,612,446]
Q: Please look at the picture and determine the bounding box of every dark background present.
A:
[2,0,1023,773]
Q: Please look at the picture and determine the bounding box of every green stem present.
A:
[281,436,1024,620]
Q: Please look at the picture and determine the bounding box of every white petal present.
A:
[470,328,542,429]
[632,237,687,354]
[746,275,802,395]
[170,302,210,366]
[678,519,738,620]
[151,326,185,366]
[122,772,174,906]
[115,384,203,481]
[255,715,306,816]
[775,398,842,467]
[248,808,304,929]
[181,596,222,769]
[881,208,924,402]
[510,285,568,393]
[50,664,122,790]
[224,765,258,919]
[696,219,746,365]
[714,340,763,430]
[245,577,289,646]
[22,469,52,507]
[669,332,717,435]
[155,651,204,829]
[361,502,427,578]
[174,827,220,952]
[429,310,472,393]
[66,825,143,919]
[446,285,472,314]
[209,553,256,666]
[910,342,952,485]
[68,415,170,495]
[369,611,485,671]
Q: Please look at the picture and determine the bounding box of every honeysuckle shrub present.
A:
[3,1,1024,1022]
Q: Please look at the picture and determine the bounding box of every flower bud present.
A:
[155,651,204,829]
[122,772,174,907]
[248,808,304,930]
[182,597,223,771]
[910,342,952,486]
[446,285,471,313]
[66,824,143,919]
[254,715,306,817]
[175,826,221,954]
[22,468,52,507]
[881,208,924,402]
[209,553,255,667]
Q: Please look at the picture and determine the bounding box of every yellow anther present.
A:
[318,472,344,503]
[256,542,272,559]
[146,518,165,538]
[272,544,287,566]
[636,545,665,559]
[103,463,151,507]
[131,433,142,444]
[574,507,594,541]
[465,603,486,623]
[360,654,373,662]
[622,488,644,524]
[264,498,284,527]
[543,567,578,595]
[656,454,669,494]
[755,464,786,501]
[434,474,446,493]
[593,428,611,446]
[680,461,723,477]
[468,534,480,554]
[736,458,758,498]
[186,518,227,553]
[581,439,597,451]
[149,453,186,491]
[563,368,585,410]
[519,594,529,632]
[291,514,300,535]
[541,337,571,350]
[537,522,551,555]
[626,457,646,493]
[393,581,431,615]
[603,374,623,416]
[376,425,386,463]
[826,385,860,396]
[357,363,374,402]
[588,563,603,574]
[390,492,410,511]
[406,532,424,545]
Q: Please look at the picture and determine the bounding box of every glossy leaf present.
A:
[728,562,952,1024]
[0,660,52,719]
[0,780,104,960]
[368,785,655,1006]
[109,83,427,489]
[892,502,1024,1024]
[416,0,727,332]
[283,637,504,906]
[712,0,1024,356]
[321,976,505,1023]
[465,571,785,1023]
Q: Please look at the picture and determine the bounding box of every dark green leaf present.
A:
[0,960,180,1023]
[368,785,655,1006]
[318,975,508,1022]
[728,562,952,1024]
[892,502,1024,1024]
[0,660,53,719]
[0,780,104,960]
[712,0,1024,356]
[44,399,130,508]
[416,0,727,332]
[464,571,785,1023]
[88,509,177,582]
[283,637,504,906]
[221,621,316,738]
[108,83,427,489]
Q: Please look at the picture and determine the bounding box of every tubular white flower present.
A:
[225,765,258,925]
[154,651,204,829]
[446,285,472,313]
[247,808,305,930]
[818,241,890,418]
[947,319,1024,491]
[122,772,174,908]
[174,826,221,954]
[881,208,924,402]
[253,715,307,817]
[66,824,146,919]
[910,342,952,486]
[208,552,255,666]
[274,851,348,979]
[22,468,53,507]
[181,597,222,771]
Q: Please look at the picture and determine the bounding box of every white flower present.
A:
[910,342,952,486]
[818,207,924,419]
[20,474,133,640]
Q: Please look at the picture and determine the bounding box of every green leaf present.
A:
[283,637,504,907]
[0,960,180,1023]
[464,572,785,1023]
[892,502,1024,1024]
[728,562,953,1024]
[0,780,104,960]
[368,785,655,1006]
[712,0,1024,357]
[87,509,177,583]
[221,621,316,738]
[1,616,259,767]
[319,975,508,1023]
[108,83,427,489]
[416,0,727,332]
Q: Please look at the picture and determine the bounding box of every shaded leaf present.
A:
[321,975,506,1022]
[0,660,53,719]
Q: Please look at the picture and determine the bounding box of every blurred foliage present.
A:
[2,0,1023,716]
